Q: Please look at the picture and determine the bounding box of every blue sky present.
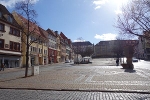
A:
[0,0,129,44]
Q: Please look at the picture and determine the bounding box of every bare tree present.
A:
[14,0,39,77]
[116,0,150,39]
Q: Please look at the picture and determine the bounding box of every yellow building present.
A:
[12,12,48,67]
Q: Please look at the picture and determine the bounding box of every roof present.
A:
[46,28,56,37]
[38,27,49,40]
[72,41,92,46]
[0,4,20,28]
[14,12,41,36]
[60,32,67,40]
[95,40,138,46]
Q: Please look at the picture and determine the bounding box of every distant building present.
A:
[94,41,114,57]
[94,40,138,58]
[72,41,94,57]
[136,31,150,60]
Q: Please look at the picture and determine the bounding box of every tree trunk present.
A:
[25,35,29,77]
[124,45,134,69]
[126,57,134,69]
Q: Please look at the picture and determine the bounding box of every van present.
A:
[74,54,82,64]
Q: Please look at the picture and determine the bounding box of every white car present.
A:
[132,57,138,62]
[65,59,70,63]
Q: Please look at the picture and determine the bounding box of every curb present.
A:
[0,88,150,94]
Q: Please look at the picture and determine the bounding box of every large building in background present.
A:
[0,4,22,68]
[72,41,94,57]
[94,40,138,58]
[94,41,114,57]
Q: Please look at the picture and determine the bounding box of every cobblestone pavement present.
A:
[0,89,150,100]
[0,63,150,93]
[0,58,150,99]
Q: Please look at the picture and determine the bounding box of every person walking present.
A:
[116,58,119,66]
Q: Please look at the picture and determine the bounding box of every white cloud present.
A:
[94,33,117,40]
[95,6,101,10]
[93,0,107,10]
[115,9,123,15]
[0,0,39,8]
[93,0,106,5]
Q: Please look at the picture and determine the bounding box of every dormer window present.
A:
[7,15,13,23]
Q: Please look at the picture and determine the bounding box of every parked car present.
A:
[65,59,70,63]
[132,57,138,62]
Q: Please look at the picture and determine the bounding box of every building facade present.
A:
[94,40,138,58]
[0,4,22,68]
[13,12,49,67]
[72,41,94,57]
[55,31,61,63]
[46,29,57,63]
[60,32,72,60]
[60,34,66,62]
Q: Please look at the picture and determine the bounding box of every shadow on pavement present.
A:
[124,69,136,73]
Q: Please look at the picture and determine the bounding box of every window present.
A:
[17,43,20,51]
[7,15,13,23]
[10,41,13,50]
[10,27,20,37]
[31,46,33,51]
[0,39,4,49]
[0,23,5,31]
[9,41,20,51]
[14,42,17,50]
[39,48,40,53]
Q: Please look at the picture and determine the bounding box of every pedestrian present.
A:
[0,63,4,71]
[116,58,119,66]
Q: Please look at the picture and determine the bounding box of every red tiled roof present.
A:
[38,27,48,39]
[15,12,41,36]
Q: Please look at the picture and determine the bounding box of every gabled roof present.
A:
[46,28,56,37]
[0,4,20,28]
[38,27,49,40]
[60,32,67,40]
